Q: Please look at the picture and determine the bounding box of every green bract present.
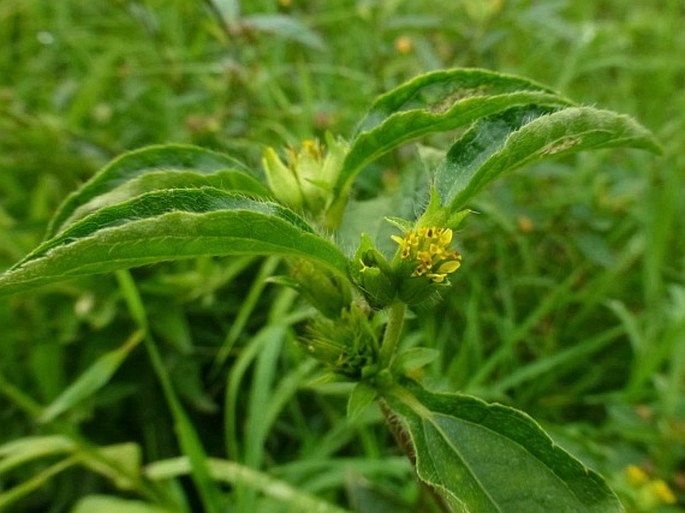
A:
[262,133,350,229]
[0,68,661,512]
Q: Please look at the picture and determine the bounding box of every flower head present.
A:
[262,133,349,226]
[623,464,678,508]
[392,226,462,283]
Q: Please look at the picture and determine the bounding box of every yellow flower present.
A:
[624,465,678,507]
[395,35,412,55]
[626,464,649,486]
[649,479,677,505]
[392,226,462,283]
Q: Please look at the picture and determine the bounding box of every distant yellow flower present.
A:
[517,216,535,234]
[392,227,462,283]
[395,36,412,55]
[626,464,649,486]
[650,479,677,505]
[624,465,678,507]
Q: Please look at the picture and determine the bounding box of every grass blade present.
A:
[117,271,224,513]
[146,457,352,513]
[39,330,143,423]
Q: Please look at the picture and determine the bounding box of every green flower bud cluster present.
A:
[302,303,380,379]
[287,258,352,319]
[262,134,349,227]
[298,227,462,377]
[351,234,397,309]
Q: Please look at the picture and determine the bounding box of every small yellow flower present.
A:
[649,479,677,505]
[624,465,679,507]
[392,226,462,283]
[626,464,650,486]
[395,35,412,55]
[517,216,535,234]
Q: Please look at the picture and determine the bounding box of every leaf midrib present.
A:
[393,384,590,511]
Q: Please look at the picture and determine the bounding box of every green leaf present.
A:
[70,495,174,513]
[337,68,573,194]
[437,106,662,212]
[78,443,142,491]
[0,436,75,474]
[0,188,349,297]
[47,144,251,237]
[0,457,77,509]
[347,382,377,422]
[392,347,439,374]
[0,437,141,491]
[61,168,270,232]
[146,457,352,513]
[243,14,326,50]
[382,380,623,513]
[39,331,143,423]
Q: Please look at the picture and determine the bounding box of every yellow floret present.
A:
[393,227,462,283]
[650,479,677,505]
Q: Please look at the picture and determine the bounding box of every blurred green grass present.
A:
[1,1,684,512]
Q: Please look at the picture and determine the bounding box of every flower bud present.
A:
[261,134,350,227]
[351,234,397,309]
[302,303,380,378]
[262,147,303,210]
[288,258,352,319]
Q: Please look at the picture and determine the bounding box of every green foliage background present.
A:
[1,1,683,512]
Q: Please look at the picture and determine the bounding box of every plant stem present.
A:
[0,370,43,418]
[379,301,407,368]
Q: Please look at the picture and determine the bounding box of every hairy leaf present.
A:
[62,168,270,231]
[0,188,349,297]
[383,380,623,513]
[47,144,251,237]
[436,106,662,212]
[338,68,573,194]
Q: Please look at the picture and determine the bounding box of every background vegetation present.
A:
[1,1,683,511]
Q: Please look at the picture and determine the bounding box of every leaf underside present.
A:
[340,67,660,220]
[437,105,662,212]
[338,68,575,193]
[383,380,623,513]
